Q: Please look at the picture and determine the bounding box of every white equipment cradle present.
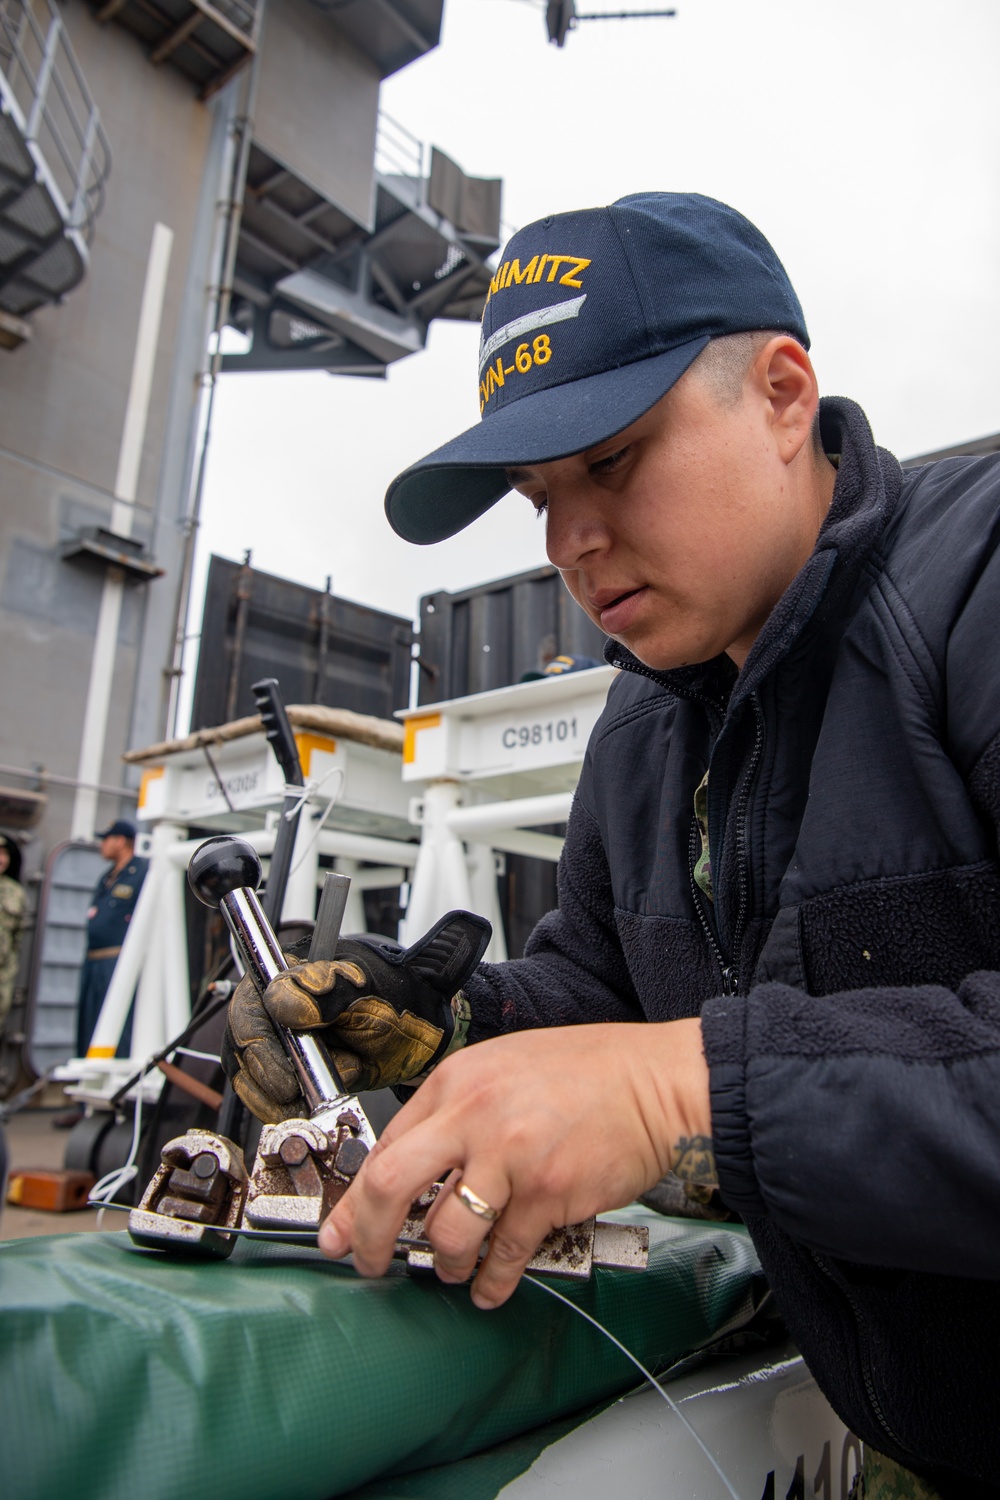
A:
[397,665,617,956]
[55,669,618,1104]
[55,705,419,1104]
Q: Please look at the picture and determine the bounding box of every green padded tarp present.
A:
[0,1210,760,1500]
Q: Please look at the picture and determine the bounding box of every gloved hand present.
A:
[221,910,492,1123]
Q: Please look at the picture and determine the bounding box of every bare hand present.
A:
[318,1019,713,1308]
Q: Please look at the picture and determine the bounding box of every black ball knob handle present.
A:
[187,835,262,909]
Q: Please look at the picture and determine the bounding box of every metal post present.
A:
[84,857,161,1058]
[25,9,60,141]
[401,782,473,944]
[280,807,320,925]
[467,844,507,963]
[165,5,267,737]
[71,222,174,840]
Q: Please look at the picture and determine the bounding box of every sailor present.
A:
[76,818,147,1059]
[224,195,1000,1499]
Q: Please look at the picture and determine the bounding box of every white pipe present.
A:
[72,222,174,840]
[71,574,126,840]
[467,844,507,963]
[160,840,192,1043]
[402,783,473,942]
[131,875,165,1062]
[111,222,175,528]
[282,810,321,923]
[316,829,419,867]
[332,866,406,892]
[85,858,162,1056]
[445,792,573,839]
[164,826,276,867]
[482,829,564,863]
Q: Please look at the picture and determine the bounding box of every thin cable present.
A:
[524,1275,741,1500]
[90,1076,149,1225]
[282,763,343,822]
[288,767,346,875]
[173,1046,222,1065]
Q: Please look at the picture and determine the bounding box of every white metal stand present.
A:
[56,713,418,1102]
[397,666,617,958]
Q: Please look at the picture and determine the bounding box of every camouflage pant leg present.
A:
[849,1446,945,1500]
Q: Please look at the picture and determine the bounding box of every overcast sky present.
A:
[189,0,1000,717]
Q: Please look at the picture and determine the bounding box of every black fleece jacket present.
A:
[464,397,1000,1496]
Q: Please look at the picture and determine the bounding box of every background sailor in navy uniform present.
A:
[76,819,148,1058]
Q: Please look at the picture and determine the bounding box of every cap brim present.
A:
[385,337,710,544]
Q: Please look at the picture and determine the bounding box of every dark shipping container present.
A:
[415,563,607,705]
[191,554,413,729]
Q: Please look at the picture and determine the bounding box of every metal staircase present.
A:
[89,0,489,374]
[89,0,260,99]
[89,1,440,101]
[224,122,500,376]
[0,0,110,346]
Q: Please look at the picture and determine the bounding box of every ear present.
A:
[750,336,819,465]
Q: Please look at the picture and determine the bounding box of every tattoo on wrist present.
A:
[671,1134,719,1189]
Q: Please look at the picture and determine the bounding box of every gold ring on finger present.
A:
[455,1181,500,1222]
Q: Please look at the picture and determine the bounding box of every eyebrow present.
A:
[504,467,533,487]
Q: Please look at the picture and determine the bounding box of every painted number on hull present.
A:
[759,1435,862,1499]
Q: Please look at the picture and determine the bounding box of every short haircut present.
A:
[691,329,824,453]
[689,329,781,406]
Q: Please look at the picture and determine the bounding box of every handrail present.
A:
[0,0,111,241]
[375,108,424,183]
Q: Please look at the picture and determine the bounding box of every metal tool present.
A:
[249,677,305,927]
[134,836,647,1276]
[187,835,376,1232]
[128,1130,249,1258]
[395,1184,648,1278]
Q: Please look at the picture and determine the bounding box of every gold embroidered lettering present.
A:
[531,254,549,283]
[487,358,505,397]
[558,256,591,289]
[505,257,538,287]
[544,254,573,283]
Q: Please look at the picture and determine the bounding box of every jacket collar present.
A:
[605,396,903,706]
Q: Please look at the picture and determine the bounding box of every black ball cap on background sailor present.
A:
[384,192,808,545]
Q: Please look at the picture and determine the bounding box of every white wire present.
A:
[173,1046,222,1064]
[282,764,344,822]
[288,767,346,876]
[524,1275,742,1500]
[89,1047,220,1226]
[90,1069,150,1226]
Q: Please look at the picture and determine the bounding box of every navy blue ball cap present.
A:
[385,192,808,545]
[96,819,136,841]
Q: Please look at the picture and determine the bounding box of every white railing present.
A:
[374,109,423,184]
[0,0,111,239]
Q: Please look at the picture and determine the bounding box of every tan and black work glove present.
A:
[221,910,492,1123]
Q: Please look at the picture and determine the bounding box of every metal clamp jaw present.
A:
[394,1183,648,1278]
[128,1131,249,1259]
[244,1112,371,1231]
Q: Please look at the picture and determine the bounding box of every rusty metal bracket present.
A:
[393,1183,648,1279]
[243,1111,369,1232]
[128,1129,249,1258]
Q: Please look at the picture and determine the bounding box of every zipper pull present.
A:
[720,965,739,996]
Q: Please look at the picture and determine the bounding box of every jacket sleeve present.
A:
[702,968,1000,1280]
[702,489,1000,1281]
[702,715,1000,1281]
[463,778,643,1043]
